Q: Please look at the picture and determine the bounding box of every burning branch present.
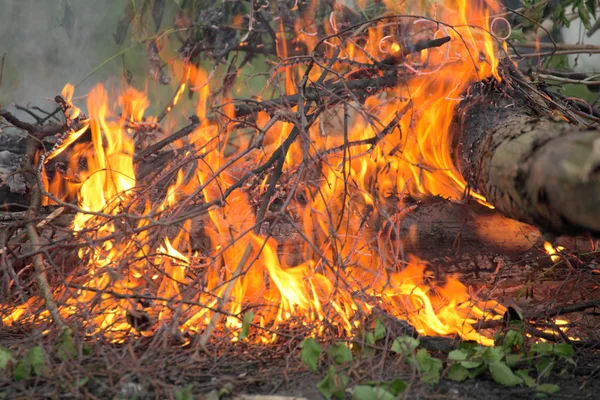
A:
[1,1,598,356]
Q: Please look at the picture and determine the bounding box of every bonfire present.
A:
[0,0,598,398]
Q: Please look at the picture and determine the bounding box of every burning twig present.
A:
[134,116,200,162]
[231,74,404,120]
[22,126,66,329]
[198,244,254,349]
[379,36,451,65]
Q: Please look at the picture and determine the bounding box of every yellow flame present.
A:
[544,241,565,263]
[4,0,510,345]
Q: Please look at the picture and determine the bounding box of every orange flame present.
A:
[4,0,510,345]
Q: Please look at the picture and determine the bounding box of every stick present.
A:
[22,134,66,329]
[0,109,71,138]
[231,74,402,119]
[528,299,600,320]
[0,207,65,256]
[198,244,253,347]
[0,52,5,90]
[134,117,199,162]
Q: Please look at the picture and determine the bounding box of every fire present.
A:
[4,1,509,345]
[544,241,565,263]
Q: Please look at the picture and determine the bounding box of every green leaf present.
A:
[360,379,407,395]
[447,364,469,382]
[481,347,503,364]
[391,336,419,355]
[364,332,375,346]
[553,343,574,358]
[352,385,396,400]
[13,362,26,382]
[174,384,193,400]
[448,349,468,361]
[317,366,348,400]
[535,357,554,378]
[131,0,153,42]
[415,349,442,384]
[57,329,77,361]
[516,370,536,388]
[374,319,386,341]
[504,354,523,368]
[458,342,479,355]
[489,361,522,387]
[537,383,560,394]
[387,378,407,395]
[300,338,322,373]
[578,3,592,30]
[531,342,553,355]
[239,311,254,340]
[460,360,483,369]
[0,348,12,370]
[509,28,527,43]
[586,0,598,17]
[14,346,47,381]
[327,343,353,365]
[502,330,524,349]
[467,364,488,379]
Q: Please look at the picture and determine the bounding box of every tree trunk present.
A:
[451,69,600,237]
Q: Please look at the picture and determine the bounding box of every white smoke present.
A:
[0,0,128,115]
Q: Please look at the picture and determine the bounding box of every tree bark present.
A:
[451,72,600,237]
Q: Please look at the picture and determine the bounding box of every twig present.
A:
[0,207,65,256]
[22,133,66,329]
[0,109,70,138]
[38,107,63,124]
[0,52,5,90]
[538,73,600,86]
[134,116,200,162]
[380,36,451,65]
[528,299,600,320]
[514,41,600,51]
[232,74,403,119]
[14,104,44,124]
[198,244,254,348]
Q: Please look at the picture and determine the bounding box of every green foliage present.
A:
[512,0,597,33]
[414,348,443,384]
[300,338,322,373]
[300,328,577,399]
[444,330,576,393]
[14,346,48,381]
[174,385,193,400]
[317,366,348,400]
[326,343,353,365]
[489,361,523,387]
[301,338,406,399]
[391,336,420,355]
[238,311,254,340]
[0,348,12,371]
[374,318,386,341]
[56,329,77,361]
[352,385,396,400]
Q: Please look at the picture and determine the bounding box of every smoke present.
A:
[0,0,128,116]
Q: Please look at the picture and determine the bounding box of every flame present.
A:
[4,1,511,345]
[544,241,565,263]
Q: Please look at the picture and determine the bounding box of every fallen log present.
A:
[451,63,600,237]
